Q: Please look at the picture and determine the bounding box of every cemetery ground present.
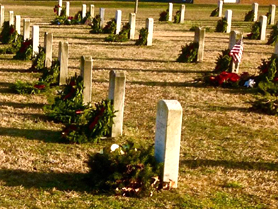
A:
[0,0,277,208]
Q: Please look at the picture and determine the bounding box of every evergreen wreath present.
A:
[45,74,85,124]
[0,21,18,44]
[30,46,46,71]
[244,10,254,21]
[13,38,33,60]
[214,49,232,73]
[266,12,271,25]
[135,28,148,46]
[90,15,103,34]
[176,42,199,63]
[210,7,219,17]
[247,22,261,40]
[102,19,117,34]
[87,141,163,196]
[0,34,23,54]
[267,25,278,45]
[173,11,181,23]
[215,17,228,32]
[61,99,116,143]
[40,60,60,85]
[52,10,91,25]
[11,80,48,94]
[105,23,130,42]
[159,9,169,21]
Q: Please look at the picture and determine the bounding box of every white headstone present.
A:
[58,41,69,85]
[9,11,14,26]
[115,10,122,35]
[32,25,39,56]
[80,56,93,104]
[260,15,267,41]
[225,10,232,33]
[44,32,53,68]
[58,0,62,7]
[65,1,70,17]
[108,70,126,137]
[194,27,205,62]
[90,4,95,18]
[134,0,139,13]
[253,3,259,22]
[146,18,154,46]
[180,5,185,24]
[100,8,105,28]
[218,0,223,17]
[154,100,182,188]
[269,4,276,25]
[23,19,30,40]
[129,13,136,40]
[229,30,242,73]
[0,6,4,28]
[58,0,62,16]
[168,3,173,22]
[82,4,86,19]
[15,15,21,35]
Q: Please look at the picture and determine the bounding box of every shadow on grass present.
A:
[0,127,61,143]
[0,68,31,73]
[0,101,45,109]
[188,105,250,113]
[181,159,278,171]
[0,169,92,192]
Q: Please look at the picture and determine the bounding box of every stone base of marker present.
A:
[154,100,182,188]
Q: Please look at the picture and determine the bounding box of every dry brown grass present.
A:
[0,1,277,208]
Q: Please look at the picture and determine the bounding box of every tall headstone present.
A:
[44,32,53,68]
[80,56,93,104]
[252,3,259,22]
[0,6,4,28]
[58,41,69,85]
[146,18,154,46]
[15,15,21,35]
[82,4,86,19]
[9,11,14,26]
[32,25,39,56]
[260,15,267,41]
[129,13,136,40]
[134,0,139,14]
[269,4,276,25]
[218,0,223,17]
[180,5,185,24]
[90,5,94,18]
[58,0,63,16]
[194,27,205,62]
[23,19,30,40]
[168,3,173,22]
[65,1,70,17]
[225,10,232,33]
[115,10,122,35]
[108,70,126,137]
[100,8,105,28]
[229,31,242,74]
[154,100,182,188]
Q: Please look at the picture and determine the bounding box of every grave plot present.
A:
[0,1,277,208]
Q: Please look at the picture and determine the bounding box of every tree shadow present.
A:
[0,101,45,109]
[188,104,250,113]
[0,68,31,73]
[0,127,62,143]
[0,169,92,192]
[181,159,278,171]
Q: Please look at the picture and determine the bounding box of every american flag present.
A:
[229,39,243,63]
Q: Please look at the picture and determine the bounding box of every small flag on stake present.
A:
[229,39,243,63]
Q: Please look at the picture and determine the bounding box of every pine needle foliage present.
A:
[176,42,199,63]
[0,21,18,44]
[267,25,278,45]
[215,17,228,33]
[135,28,148,45]
[214,49,232,73]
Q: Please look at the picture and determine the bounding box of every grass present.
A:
[0,0,277,208]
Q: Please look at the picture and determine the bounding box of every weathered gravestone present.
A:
[253,3,259,22]
[80,56,93,104]
[108,70,126,137]
[180,5,185,24]
[225,10,232,33]
[82,4,86,19]
[0,5,4,27]
[269,4,276,25]
[65,1,70,17]
[218,0,223,18]
[90,5,94,18]
[23,19,30,40]
[146,18,154,46]
[32,25,39,56]
[229,30,243,74]
[9,11,14,26]
[129,13,136,40]
[168,3,173,22]
[154,100,182,188]
[259,15,267,41]
[58,41,69,85]
[15,15,20,35]
[44,32,53,68]
[115,10,122,35]
[99,8,105,28]
[194,27,205,62]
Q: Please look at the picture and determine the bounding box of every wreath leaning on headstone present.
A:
[135,28,148,46]
[244,10,254,21]
[105,23,130,42]
[173,11,181,23]
[267,24,278,45]
[247,21,261,40]
[176,42,199,63]
[215,17,228,32]
[210,7,219,17]
[159,9,169,21]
